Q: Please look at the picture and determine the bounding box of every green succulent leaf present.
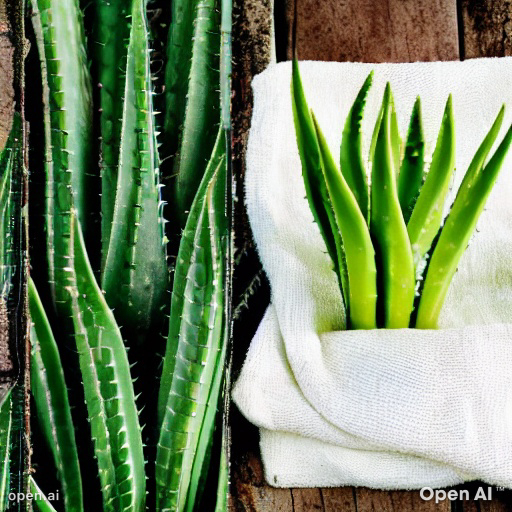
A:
[312,113,377,330]
[70,214,146,512]
[214,424,229,512]
[398,97,425,222]
[1,113,22,301]
[340,71,373,221]
[30,477,58,512]
[89,0,133,264]
[416,109,511,328]
[31,0,94,306]
[370,83,415,328]
[185,158,228,512]
[158,126,225,427]
[172,0,221,225]
[156,156,227,512]
[101,0,169,340]
[389,90,402,176]
[291,59,350,319]
[407,95,455,266]
[29,278,84,512]
[163,0,198,161]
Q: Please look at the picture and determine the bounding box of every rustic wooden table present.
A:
[230,1,512,510]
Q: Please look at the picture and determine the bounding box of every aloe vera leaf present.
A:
[389,90,402,175]
[416,116,512,329]
[311,113,377,330]
[89,0,132,264]
[0,113,22,300]
[101,0,169,338]
[163,0,198,160]
[291,60,350,316]
[369,98,385,163]
[29,278,84,512]
[340,72,373,221]
[156,160,225,512]
[173,0,221,224]
[407,95,455,266]
[370,84,415,328]
[157,126,225,427]
[0,142,14,299]
[214,423,229,512]
[0,391,12,510]
[398,97,425,222]
[70,214,146,512]
[185,164,228,512]
[31,0,94,305]
[30,478,58,512]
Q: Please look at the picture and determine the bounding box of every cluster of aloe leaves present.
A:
[10,0,233,511]
[292,61,512,330]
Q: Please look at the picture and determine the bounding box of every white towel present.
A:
[232,58,512,489]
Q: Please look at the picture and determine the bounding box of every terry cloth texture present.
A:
[233,58,512,489]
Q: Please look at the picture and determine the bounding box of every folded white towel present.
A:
[232,58,512,489]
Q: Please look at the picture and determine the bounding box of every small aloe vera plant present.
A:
[292,61,512,329]
[27,0,232,510]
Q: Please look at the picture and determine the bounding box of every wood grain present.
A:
[0,0,14,151]
[461,0,512,58]
[356,488,450,511]
[285,0,459,62]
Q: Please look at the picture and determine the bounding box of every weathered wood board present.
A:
[230,0,512,510]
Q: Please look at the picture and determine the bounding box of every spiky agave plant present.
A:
[292,61,512,330]
[28,0,231,510]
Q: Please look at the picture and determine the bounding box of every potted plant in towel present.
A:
[292,60,512,330]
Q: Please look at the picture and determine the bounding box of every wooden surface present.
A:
[0,0,14,151]
[230,0,512,511]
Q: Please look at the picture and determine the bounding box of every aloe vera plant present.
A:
[101,0,169,339]
[416,110,512,328]
[28,0,232,508]
[292,61,511,332]
[29,278,83,512]
[370,84,415,328]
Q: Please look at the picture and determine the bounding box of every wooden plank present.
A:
[0,0,14,150]
[231,451,294,511]
[290,489,324,511]
[461,0,512,58]
[321,488,357,512]
[285,0,459,62]
[355,488,450,511]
